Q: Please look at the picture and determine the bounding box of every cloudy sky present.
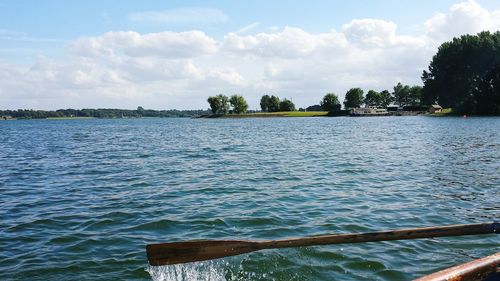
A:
[1,0,500,110]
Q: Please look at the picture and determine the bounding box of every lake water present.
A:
[0,116,499,281]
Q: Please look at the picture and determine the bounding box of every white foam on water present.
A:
[146,261,227,281]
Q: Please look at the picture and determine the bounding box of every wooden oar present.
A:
[147,222,499,266]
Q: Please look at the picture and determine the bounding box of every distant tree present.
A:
[137,106,145,116]
[364,90,382,107]
[379,90,392,107]
[393,82,411,106]
[409,86,422,106]
[229,95,248,114]
[219,95,230,114]
[260,95,271,112]
[421,31,500,114]
[207,96,221,114]
[268,95,281,112]
[207,94,230,114]
[306,104,322,111]
[343,88,364,109]
[279,98,295,111]
[260,94,282,112]
[320,93,341,112]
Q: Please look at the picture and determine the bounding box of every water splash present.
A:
[147,261,226,281]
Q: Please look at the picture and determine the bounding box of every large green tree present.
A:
[379,90,393,107]
[279,98,296,111]
[229,95,248,114]
[364,90,382,107]
[268,95,281,112]
[409,86,422,106]
[207,94,230,114]
[260,95,271,112]
[320,93,341,112]
[343,88,364,109]
[260,94,281,112]
[393,82,411,106]
[421,31,500,114]
[207,96,221,114]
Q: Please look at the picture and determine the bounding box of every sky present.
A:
[1,0,500,110]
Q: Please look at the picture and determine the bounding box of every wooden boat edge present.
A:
[413,252,500,281]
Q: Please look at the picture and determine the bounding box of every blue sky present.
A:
[1,0,500,109]
[3,1,500,39]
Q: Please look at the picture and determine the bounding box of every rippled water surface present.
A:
[1,117,499,281]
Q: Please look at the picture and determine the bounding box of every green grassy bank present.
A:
[221,111,329,118]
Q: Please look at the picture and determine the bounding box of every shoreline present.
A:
[4,111,497,120]
[197,111,434,119]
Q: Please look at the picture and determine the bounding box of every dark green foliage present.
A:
[268,95,280,112]
[393,83,411,106]
[421,31,500,114]
[379,90,392,107]
[260,95,271,112]
[392,83,422,106]
[260,95,281,112]
[364,90,382,107]
[219,95,230,114]
[343,88,364,109]
[207,94,230,115]
[306,104,322,111]
[409,86,422,106]
[279,98,295,111]
[475,62,500,115]
[137,106,145,116]
[320,93,341,112]
[207,96,221,114]
[229,95,248,114]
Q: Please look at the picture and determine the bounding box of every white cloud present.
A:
[342,19,397,47]
[222,27,347,58]
[342,19,425,48]
[425,0,500,43]
[119,58,204,82]
[1,0,500,110]
[67,31,218,59]
[128,8,228,25]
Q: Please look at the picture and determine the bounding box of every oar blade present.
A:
[147,240,260,266]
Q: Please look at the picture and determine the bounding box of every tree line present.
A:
[207,94,249,114]
[332,83,423,111]
[0,108,210,119]
[260,95,295,112]
[207,94,297,114]
[207,82,423,115]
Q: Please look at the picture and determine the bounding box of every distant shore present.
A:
[197,110,436,119]
[198,111,329,118]
[1,107,485,120]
